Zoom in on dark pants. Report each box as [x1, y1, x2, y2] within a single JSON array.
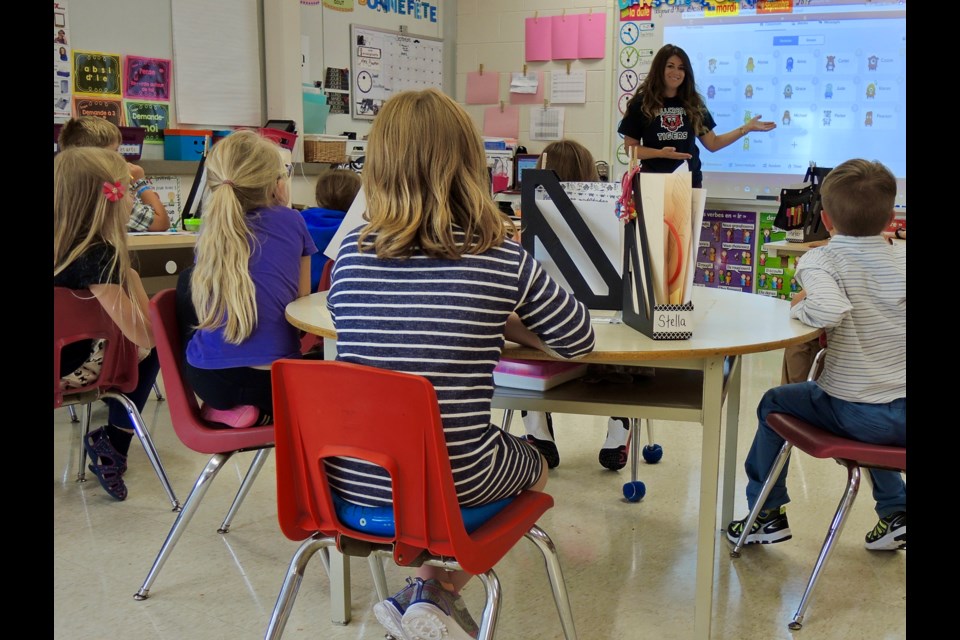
[[105, 349, 160, 430], [184, 362, 274, 415]]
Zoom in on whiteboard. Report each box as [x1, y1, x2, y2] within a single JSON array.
[[350, 24, 443, 120]]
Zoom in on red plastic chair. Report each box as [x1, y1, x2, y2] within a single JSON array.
[[729, 409, 906, 630], [54, 287, 179, 509], [299, 259, 334, 355], [265, 360, 578, 640], [134, 288, 275, 601]]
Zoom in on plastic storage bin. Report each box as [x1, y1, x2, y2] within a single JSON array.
[[259, 127, 298, 151], [163, 129, 213, 160], [212, 129, 233, 145]]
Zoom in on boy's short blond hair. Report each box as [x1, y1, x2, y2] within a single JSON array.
[[58, 116, 122, 150], [315, 169, 361, 212], [819, 159, 896, 237]]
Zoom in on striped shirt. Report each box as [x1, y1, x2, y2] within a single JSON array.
[[791, 235, 905, 403], [326, 226, 595, 507]]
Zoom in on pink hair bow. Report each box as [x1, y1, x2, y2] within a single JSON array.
[[102, 181, 125, 202]]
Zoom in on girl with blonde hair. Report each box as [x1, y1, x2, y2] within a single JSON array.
[[326, 88, 596, 640], [179, 130, 316, 427], [54, 146, 160, 501]]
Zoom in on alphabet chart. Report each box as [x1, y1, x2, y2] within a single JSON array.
[[350, 24, 443, 120]]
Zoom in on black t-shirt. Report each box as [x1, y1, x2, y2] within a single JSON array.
[[54, 244, 121, 374], [618, 94, 717, 188]]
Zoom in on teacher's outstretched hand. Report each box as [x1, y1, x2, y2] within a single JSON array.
[[744, 115, 777, 133]]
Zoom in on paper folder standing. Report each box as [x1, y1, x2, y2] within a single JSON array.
[[622, 164, 707, 339]]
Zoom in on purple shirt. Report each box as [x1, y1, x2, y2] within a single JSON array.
[[186, 205, 317, 369]]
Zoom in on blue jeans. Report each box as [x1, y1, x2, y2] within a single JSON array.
[[744, 382, 906, 518], [105, 349, 160, 431]]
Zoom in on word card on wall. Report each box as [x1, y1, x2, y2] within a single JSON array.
[[350, 24, 443, 120]]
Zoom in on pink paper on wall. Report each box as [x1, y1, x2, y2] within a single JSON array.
[[466, 71, 501, 105], [483, 105, 520, 139], [509, 72, 544, 105], [525, 17, 552, 62], [551, 15, 579, 60], [578, 12, 607, 59]]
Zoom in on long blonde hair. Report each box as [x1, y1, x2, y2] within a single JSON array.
[[360, 88, 515, 259], [54, 147, 132, 289], [191, 130, 288, 344]]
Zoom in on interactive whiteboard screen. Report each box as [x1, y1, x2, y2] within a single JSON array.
[[654, 1, 906, 207]]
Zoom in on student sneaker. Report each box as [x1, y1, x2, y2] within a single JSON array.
[[522, 411, 560, 469], [401, 578, 480, 640], [373, 577, 418, 640], [865, 511, 906, 551], [726, 506, 793, 545], [598, 417, 630, 471]]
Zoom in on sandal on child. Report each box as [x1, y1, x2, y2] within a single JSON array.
[[84, 428, 128, 501], [200, 404, 261, 429]]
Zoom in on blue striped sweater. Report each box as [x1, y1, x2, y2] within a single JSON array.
[[326, 226, 595, 507]]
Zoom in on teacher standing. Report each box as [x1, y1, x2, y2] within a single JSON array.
[[618, 44, 776, 188]]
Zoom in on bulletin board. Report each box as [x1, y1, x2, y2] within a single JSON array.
[[350, 24, 443, 120]]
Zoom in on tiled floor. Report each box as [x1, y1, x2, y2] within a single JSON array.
[[54, 349, 906, 639]]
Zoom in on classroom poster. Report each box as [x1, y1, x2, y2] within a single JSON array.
[[322, 0, 353, 10], [756, 211, 801, 300], [73, 50, 122, 96], [693, 210, 756, 294], [123, 56, 172, 101], [149, 177, 183, 229], [125, 101, 171, 144], [74, 97, 124, 126], [53, 2, 72, 121]]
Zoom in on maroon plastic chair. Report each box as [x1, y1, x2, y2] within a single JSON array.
[[299, 259, 334, 355], [134, 288, 275, 601], [729, 411, 906, 630], [54, 287, 179, 509]]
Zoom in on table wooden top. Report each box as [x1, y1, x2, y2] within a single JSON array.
[[127, 232, 198, 250], [287, 286, 820, 362]]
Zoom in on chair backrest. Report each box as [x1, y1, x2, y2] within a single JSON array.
[[271, 359, 552, 574], [149, 288, 274, 455], [54, 287, 139, 408]]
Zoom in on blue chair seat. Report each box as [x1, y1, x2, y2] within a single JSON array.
[[332, 492, 514, 536]]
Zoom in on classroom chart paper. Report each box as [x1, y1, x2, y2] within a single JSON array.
[[578, 12, 608, 59], [351, 24, 443, 120], [550, 15, 579, 60], [550, 70, 587, 104], [508, 72, 545, 105], [524, 16, 552, 61], [483, 105, 520, 139], [530, 107, 565, 141], [465, 71, 501, 104]]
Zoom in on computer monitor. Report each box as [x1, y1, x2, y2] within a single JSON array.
[[513, 154, 540, 190]]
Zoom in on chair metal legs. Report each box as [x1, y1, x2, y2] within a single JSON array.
[[501, 408, 515, 432], [102, 390, 180, 511], [788, 461, 862, 630], [75, 403, 92, 482], [475, 569, 503, 640], [67, 405, 81, 422], [730, 440, 794, 557], [217, 448, 271, 534], [153, 382, 164, 401], [525, 524, 578, 640], [264, 523, 577, 640], [729, 439, 864, 631], [135, 452, 234, 600], [264, 535, 338, 640]]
